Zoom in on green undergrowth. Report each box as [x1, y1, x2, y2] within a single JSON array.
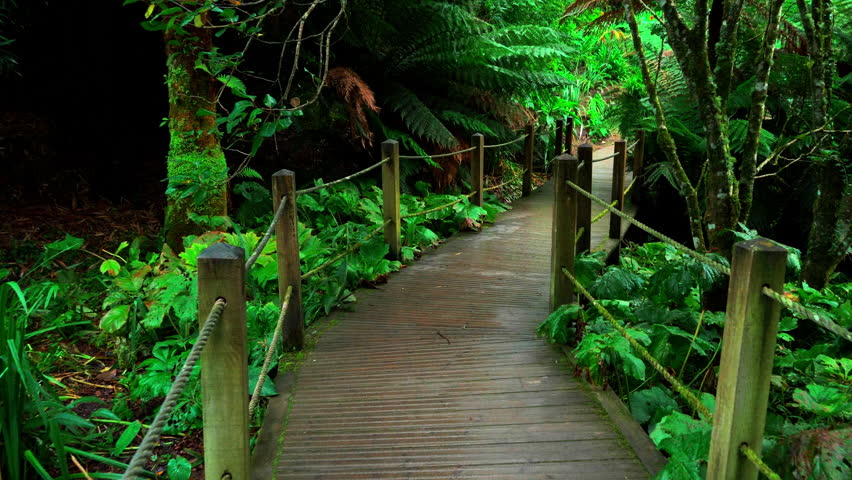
[[538, 242, 852, 480], [1, 179, 509, 479]]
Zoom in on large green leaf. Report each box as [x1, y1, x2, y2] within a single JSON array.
[[100, 305, 131, 333]]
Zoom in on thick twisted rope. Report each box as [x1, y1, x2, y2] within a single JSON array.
[[566, 180, 731, 276], [762, 287, 852, 343], [121, 299, 227, 480], [301, 221, 390, 280], [626, 139, 640, 153], [483, 133, 529, 149], [248, 286, 293, 418], [593, 152, 618, 163], [484, 170, 528, 192], [245, 196, 288, 271], [295, 158, 389, 195], [399, 146, 477, 160], [740, 444, 782, 480], [400, 191, 478, 219], [563, 268, 713, 419]]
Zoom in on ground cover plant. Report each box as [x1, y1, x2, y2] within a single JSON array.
[[539, 242, 852, 479], [0, 176, 510, 478]]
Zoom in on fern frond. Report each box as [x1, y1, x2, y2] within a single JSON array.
[[387, 84, 457, 148]]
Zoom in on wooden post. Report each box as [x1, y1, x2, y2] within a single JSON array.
[[554, 118, 564, 161], [381, 140, 401, 260], [198, 244, 249, 480], [550, 154, 579, 311], [522, 124, 534, 197], [707, 238, 786, 480], [271, 170, 304, 349], [577, 144, 593, 253], [565, 117, 574, 155], [471, 133, 484, 207], [632, 130, 645, 204]]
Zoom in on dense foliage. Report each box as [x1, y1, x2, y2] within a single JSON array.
[[539, 244, 851, 478]]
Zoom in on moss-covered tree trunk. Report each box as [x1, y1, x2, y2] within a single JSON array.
[[623, 0, 706, 251], [737, 0, 785, 222], [660, 1, 740, 254], [802, 156, 852, 289], [799, 0, 848, 288], [163, 10, 228, 249]]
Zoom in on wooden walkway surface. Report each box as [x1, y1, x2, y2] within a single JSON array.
[[271, 151, 647, 479]]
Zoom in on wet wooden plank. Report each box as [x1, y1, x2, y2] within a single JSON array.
[[271, 150, 649, 479]]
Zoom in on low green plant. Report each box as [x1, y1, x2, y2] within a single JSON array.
[[539, 242, 851, 479]]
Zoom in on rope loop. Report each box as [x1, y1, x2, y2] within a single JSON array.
[[762, 286, 852, 343], [245, 195, 288, 271], [562, 268, 714, 419], [565, 180, 731, 276], [739, 444, 782, 480], [483, 133, 529, 149], [400, 191, 478, 219], [248, 286, 293, 418], [121, 299, 227, 480], [295, 157, 389, 196]]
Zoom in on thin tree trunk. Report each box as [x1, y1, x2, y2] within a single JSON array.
[[713, 0, 745, 104], [163, 11, 228, 249], [660, 0, 739, 254], [623, 0, 706, 250], [802, 156, 852, 289], [738, 0, 785, 223]]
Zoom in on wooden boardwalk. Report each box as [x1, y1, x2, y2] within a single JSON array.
[[270, 151, 648, 479]]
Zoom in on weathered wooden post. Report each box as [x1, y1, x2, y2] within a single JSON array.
[[554, 118, 564, 160], [381, 140, 401, 260], [565, 116, 574, 155], [608, 140, 627, 264], [271, 170, 304, 349], [550, 154, 579, 311], [522, 124, 534, 197], [198, 244, 249, 480], [577, 143, 593, 253], [707, 238, 786, 480], [632, 130, 645, 204], [471, 133, 484, 207]]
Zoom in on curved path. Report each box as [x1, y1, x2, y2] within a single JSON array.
[[270, 151, 648, 479]]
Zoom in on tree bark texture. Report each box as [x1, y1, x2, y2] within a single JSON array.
[[624, 0, 707, 251], [660, 0, 739, 254], [737, 0, 785, 223], [163, 11, 228, 249], [802, 156, 852, 289]]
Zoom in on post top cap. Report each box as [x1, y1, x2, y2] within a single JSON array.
[[198, 242, 245, 260]]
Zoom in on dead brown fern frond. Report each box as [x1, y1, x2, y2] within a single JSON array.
[[327, 66, 380, 149]]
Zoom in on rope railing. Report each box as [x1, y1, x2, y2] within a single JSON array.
[[248, 286, 293, 418], [565, 179, 732, 276], [482, 133, 529, 149], [740, 444, 783, 480], [626, 139, 640, 153], [483, 168, 529, 192], [121, 299, 227, 480], [400, 191, 478, 220], [399, 146, 477, 160], [562, 268, 713, 419], [593, 152, 618, 163], [246, 195, 288, 271], [301, 220, 391, 281], [762, 286, 852, 343], [295, 157, 390, 196]]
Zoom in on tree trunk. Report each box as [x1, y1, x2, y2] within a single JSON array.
[[623, 0, 706, 251], [798, 0, 848, 288], [163, 11, 228, 249], [738, 0, 785, 223], [802, 156, 852, 289], [660, 1, 739, 254]]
